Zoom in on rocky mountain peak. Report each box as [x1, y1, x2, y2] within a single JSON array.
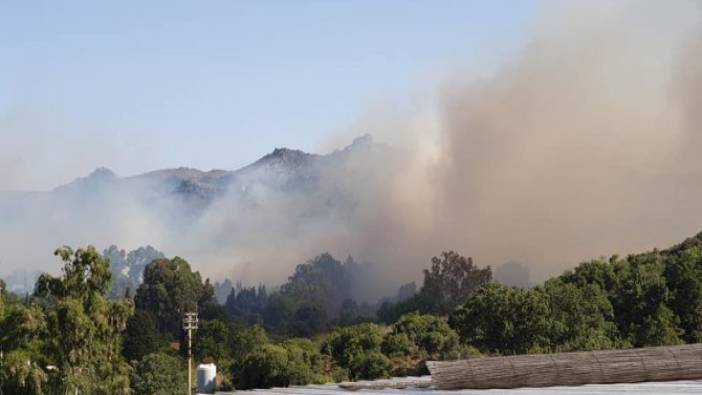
[[54, 166, 118, 192], [88, 166, 118, 181], [255, 147, 313, 169], [349, 133, 373, 149]]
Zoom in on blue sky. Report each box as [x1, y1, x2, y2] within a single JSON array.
[[1, 1, 534, 190]]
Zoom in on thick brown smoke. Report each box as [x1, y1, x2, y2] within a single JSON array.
[[326, 1, 702, 285]]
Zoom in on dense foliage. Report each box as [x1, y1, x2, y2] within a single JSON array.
[[377, 251, 492, 323], [123, 310, 166, 362], [134, 256, 216, 339], [130, 352, 186, 395], [449, 234, 702, 355], [4, 233, 702, 392], [224, 254, 376, 336], [1, 246, 134, 394]]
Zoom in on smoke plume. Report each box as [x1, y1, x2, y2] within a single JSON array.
[[2, 2, 702, 297], [327, 0, 702, 284]]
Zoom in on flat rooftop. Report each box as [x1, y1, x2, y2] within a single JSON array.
[[218, 378, 702, 394]]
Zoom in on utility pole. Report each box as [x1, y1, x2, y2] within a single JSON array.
[[183, 312, 198, 395]]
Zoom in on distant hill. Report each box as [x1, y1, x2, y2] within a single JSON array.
[[0, 134, 393, 293], [49, 133, 378, 208]]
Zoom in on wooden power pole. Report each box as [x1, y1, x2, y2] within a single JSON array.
[[183, 312, 199, 394]]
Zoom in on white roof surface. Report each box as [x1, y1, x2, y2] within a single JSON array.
[[219, 379, 702, 394]]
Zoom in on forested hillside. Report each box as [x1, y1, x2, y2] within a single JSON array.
[[2, 232, 702, 393]]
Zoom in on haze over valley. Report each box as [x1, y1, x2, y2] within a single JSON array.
[[6, 2, 702, 394], [2, 1, 702, 299]]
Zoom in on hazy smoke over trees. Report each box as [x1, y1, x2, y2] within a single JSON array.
[[336, 0, 702, 284], [1, 2, 702, 296]]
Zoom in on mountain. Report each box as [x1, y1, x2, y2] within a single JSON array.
[[50, 133, 379, 206], [0, 134, 392, 283], [53, 166, 118, 193]]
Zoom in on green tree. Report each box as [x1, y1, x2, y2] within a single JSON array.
[[229, 323, 270, 359], [379, 252, 492, 322], [281, 338, 331, 385], [289, 305, 329, 337], [561, 251, 683, 347], [0, 349, 49, 395], [227, 324, 274, 389], [322, 323, 385, 380], [543, 279, 621, 351], [349, 351, 392, 380], [381, 332, 416, 358], [377, 298, 419, 325], [33, 245, 134, 394], [418, 251, 492, 314], [282, 253, 355, 318], [104, 245, 165, 300], [194, 319, 233, 373], [123, 310, 166, 362], [130, 352, 186, 395], [664, 247, 702, 342], [237, 344, 291, 389], [135, 257, 215, 339], [339, 299, 361, 326], [613, 254, 682, 346], [224, 285, 269, 325], [383, 314, 474, 376], [560, 253, 683, 347], [450, 283, 551, 354], [0, 304, 49, 395], [384, 313, 460, 360], [235, 339, 330, 389]]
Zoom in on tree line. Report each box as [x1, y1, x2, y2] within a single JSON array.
[[2, 231, 702, 393]]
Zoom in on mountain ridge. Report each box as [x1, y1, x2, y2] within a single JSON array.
[[50, 134, 377, 197]]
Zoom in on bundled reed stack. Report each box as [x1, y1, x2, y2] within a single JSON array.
[[427, 343, 702, 390]]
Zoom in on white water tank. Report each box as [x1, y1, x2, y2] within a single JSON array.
[[197, 363, 217, 394]]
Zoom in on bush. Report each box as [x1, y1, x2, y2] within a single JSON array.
[[449, 283, 551, 354], [381, 333, 416, 357], [390, 313, 460, 358], [322, 323, 387, 380], [237, 344, 290, 389], [543, 279, 622, 351], [130, 353, 186, 395], [281, 338, 331, 385], [349, 351, 392, 380], [381, 313, 462, 376], [235, 339, 331, 389], [323, 323, 384, 368], [230, 323, 270, 358]]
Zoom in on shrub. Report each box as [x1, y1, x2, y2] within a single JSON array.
[[381, 332, 416, 357], [349, 351, 392, 380], [390, 313, 460, 358], [322, 323, 387, 380], [130, 353, 186, 395], [237, 344, 290, 389]]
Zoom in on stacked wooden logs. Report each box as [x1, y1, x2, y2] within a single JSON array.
[[426, 343, 702, 390]]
